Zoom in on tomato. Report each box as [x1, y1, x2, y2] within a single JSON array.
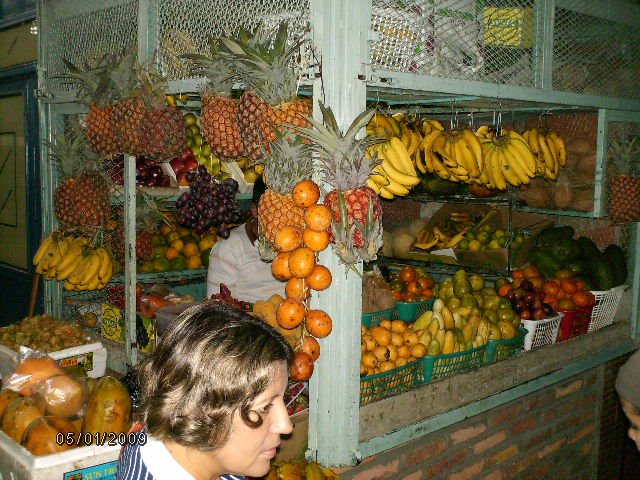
[[399, 266, 417, 283]]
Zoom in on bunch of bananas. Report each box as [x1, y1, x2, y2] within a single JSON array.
[[33, 231, 114, 291], [474, 126, 537, 190], [413, 212, 475, 251], [365, 113, 422, 199], [522, 127, 567, 180], [418, 120, 486, 184], [264, 460, 340, 480]]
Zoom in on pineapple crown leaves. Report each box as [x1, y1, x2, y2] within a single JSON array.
[[217, 21, 306, 104], [46, 122, 102, 179], [136, 191, 171, 232], [609, 136, 640, 176], [294, 103, 381, 191], [55, 54, 121, 107], [181, 38, 236, 95], [260, 124, 314, 193]]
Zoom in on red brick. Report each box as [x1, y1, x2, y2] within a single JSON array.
[[510, 415, 536, 434], [522, 428, 553, 451], [486, 445, 519, 467], [510, 454, 538, 475], [484, 470, 504, 480], [531, 464, 549, 477], [425, 449, 468, 478], [473, 431, 506, 455], [524, 396, 545, 412], [451, 424, 487, 444], [448, 459, 485, 480], [489, 404, 521, 428], [352, 459, 400, 480], [581, 440, 593, 455], [538, 437, 566, 458], [555, 379, 584, 398], [405, 439, 448, 467], [401, 471, 422, 480]]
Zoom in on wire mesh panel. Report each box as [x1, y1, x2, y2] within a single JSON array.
[[606, 121, 640, 224], [553, 1, 640, 99], [45, 1, 139, 94], [370, 0, 540, 86], [157, 0, 311, 81]]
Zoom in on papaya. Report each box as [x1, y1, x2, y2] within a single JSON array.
[[536, 226, 575, 249], [1, 397, 43, 443], [530, 249, 560, 279], [603, 244, 628, 287], [0, 389, 20, 419], [82, 376, 132, 437], [550, 237, 580, 263], [23, 416, 78, 455], [587, 254, 618, 291]]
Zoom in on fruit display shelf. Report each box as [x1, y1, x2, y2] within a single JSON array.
[[408, 192, 510, 206], [378, 256, 510, 279]]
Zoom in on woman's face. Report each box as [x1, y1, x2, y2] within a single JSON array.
[[212, 361, 293, 477]]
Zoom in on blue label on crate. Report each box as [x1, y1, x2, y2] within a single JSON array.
[[64, 460, 118, 480]]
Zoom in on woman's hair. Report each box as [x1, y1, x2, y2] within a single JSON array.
[[137, 301, 293, 450]]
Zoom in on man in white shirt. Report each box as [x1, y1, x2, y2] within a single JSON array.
[[206, 179, 285, 303]]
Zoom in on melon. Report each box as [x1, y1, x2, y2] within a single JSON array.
[[1, 397, 43, 443], [82, 376, 132, 437], [23, 416, 78, 455]]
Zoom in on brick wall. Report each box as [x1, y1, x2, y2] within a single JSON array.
[[339, 367, 608, 480]]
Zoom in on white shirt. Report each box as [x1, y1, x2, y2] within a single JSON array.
[[206, 224, 285, 303]]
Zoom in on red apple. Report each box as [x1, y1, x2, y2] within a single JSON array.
[[183, 157, 199, 172], [170, 158, 186, 175]]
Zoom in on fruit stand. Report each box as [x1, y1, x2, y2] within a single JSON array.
[[22, 0, 640, 477]]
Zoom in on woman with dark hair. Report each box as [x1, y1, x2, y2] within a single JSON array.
[[117, 301, 294, 479], [206, 177, 284, 302]]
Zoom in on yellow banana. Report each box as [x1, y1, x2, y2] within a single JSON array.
[[68, 254, 91, 286], [79, 251, 102, 286], [305, 462, 325, 480], [380, 156, 420, 187], [85, 272, 101, 291], [432, 135, 457, 168], [366, 178, 381, 194], [487, 145, 506, 190], [56, 252, 84, 281], [400, 124, 412, 149], [461, 130, 483, 176], [370, 165, 390, 186], [33, 233, 56, 266], [527, 127, 541, 154], [444, 230, 468, 248], [502, 145, 531, 185], [420, 128, 443, 153], [547, 130, 567, 167], [538, 134, 557, 172], [480, 142, 496, 189], [475, 125, 493, 139], [56, 237, 87, 271], [506, 136, 536, 177], [369, 114, 395, 138], [454, 139, 478, 178], [63, 280, 77, 291], [386, 115, 403, 137], [384, 176, 411, 196], [388, 137, 417, 176], [96, 247, 112, 281], [407, 129, 422, 158], [415, 149, 428, 174], [430, 153, 453, 181], [379, 186, 395, 200], [47, 236, 72, 271], [497, 146, 523, 187]]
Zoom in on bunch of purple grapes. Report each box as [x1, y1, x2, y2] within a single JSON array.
[[175, 166, 242, 238]]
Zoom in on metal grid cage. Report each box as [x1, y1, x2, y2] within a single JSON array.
[[553, 1, 640, 100], [157, 0, 311, 82], [45, 1, 139, 94]]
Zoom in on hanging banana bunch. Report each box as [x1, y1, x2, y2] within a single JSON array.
[[476, 127, 537, 190], [522, 127, 567, 180]]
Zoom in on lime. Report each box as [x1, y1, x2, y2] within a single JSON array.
[[170, 255, 187, 271], [466, 231, 475, 241], [498, 237, 508, 247], [514, 234, 525, 244], [152, 244, 168, 259], [488, 239, 501, 249], [200, 248, 212, 268], [476, 232, 489, 244], [153, 257, 171, 272], [189, 124, 201, 136], [186, 137, 195, 148], [468, 239, 481, 252], [494, 229, 506, 238], [184, 113, 198, 126], [458, 239, 469, 250]]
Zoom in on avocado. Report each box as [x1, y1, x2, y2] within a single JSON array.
[[603, 244, 628, 287], [575, 236, 600, 259], [417, 174, 465, 196], [550, 237, 580, 263], [536, 226, 575, 250], [530, 249, 560, 279], [564, 259, 585, 276], [588, 254, 618, 291]]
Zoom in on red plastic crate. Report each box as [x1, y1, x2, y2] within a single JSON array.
[[557, 306, 594, 342]]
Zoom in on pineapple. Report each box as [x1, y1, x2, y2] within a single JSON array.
[[110, 194, 168, 265], [48, 129, 110, 236], [58, 55, 121, 157], [296, 103, 382, 265], [111, 53, 186, 160], [218, 22, 311, 159], [258, 127, 314, 244], [183, 40, 245, 160], [608, 136, 640, 224]]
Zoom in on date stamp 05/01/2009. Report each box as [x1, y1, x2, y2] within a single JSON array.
[[56, 431, 148, 447]]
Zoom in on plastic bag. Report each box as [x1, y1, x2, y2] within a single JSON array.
[[3, 348, 64, 397], [34, 373, 89, 419]]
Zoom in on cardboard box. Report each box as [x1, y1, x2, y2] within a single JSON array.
[[484, 7, 535, 49], [412, 204, 553, 271], [274, 409, 309, 462], [101, 304, 156, 354], [0, 429, 120, 480]]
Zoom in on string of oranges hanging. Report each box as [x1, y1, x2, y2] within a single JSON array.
[[270, 180, 334, 382]]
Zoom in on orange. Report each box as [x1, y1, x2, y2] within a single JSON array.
[[369, 326, 392, 347], [276, 298, 306, 329], [186, 255, 202, 269], [573, 290, 596, 307], [543, 280, 560, 297], [274, 226, 303, 253], [170, 238, 184, 252], [305, 309, 333, 338], [288, 247, 316, 279], [512, 269, 525, 280], [306, 264, 332, 291], [557, 298, 577, 311], [301, 335, 321, 361], [302, 228, 330, 252], [292, 180, 320, 208], [497, 285, 513, 297], [304, 204, 332, 232], [522, 265, 541, 279], [399, 266, 417, 283], [560, 278, 578, 294], [183, 242, 199, 257], [165, 247, 180, 261], [555, 269, 573, 279], [271, 252, 292, 281], [390, 289, 402, 301], [285, 278, 310, 300]]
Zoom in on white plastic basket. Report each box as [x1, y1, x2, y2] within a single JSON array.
[[521, 313, 563, 351], [588, 285, 627, 332]]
